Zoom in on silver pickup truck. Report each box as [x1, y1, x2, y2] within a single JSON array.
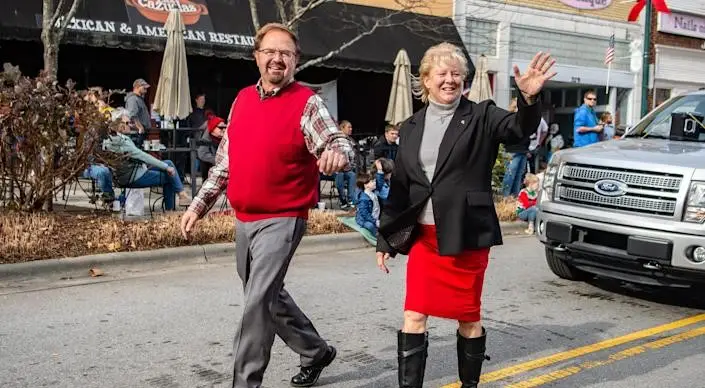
[[536, 90, 705, 288]]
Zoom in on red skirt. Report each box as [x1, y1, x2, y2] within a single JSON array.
[[404, 224, 490, 322]]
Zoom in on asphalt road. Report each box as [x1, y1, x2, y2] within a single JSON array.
[[2, 235, 705, 388]]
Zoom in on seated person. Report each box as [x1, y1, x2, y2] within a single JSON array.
[[197, 115, 226, 180], [354, 172, 379, 236], [336, 168, 356, 210], [78, 103, 116, 204], [516, 173, 539, 235], [82, 164, 115, 203], [104, 115, 190, 211]]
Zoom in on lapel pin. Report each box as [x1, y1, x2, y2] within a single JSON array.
[[461, 120, 465, 125]]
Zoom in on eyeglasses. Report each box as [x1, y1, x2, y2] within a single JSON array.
[[257, 48, 296, 59], [256, 48, 296, 59]]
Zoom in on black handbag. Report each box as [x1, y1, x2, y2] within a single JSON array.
[[378, 202, 424, 255]]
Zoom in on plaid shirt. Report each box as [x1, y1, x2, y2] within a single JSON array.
[[188, 79, 355, 218]]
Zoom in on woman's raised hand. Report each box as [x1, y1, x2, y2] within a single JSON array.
[[513, 52, 557, 99]]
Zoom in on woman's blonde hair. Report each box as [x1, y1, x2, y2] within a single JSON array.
[[412, 42, 469, 104]]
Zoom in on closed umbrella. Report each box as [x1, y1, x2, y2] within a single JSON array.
[[153, 10, 192, 121], [385, 49, 413, 126], [466, 54, 492, 103]]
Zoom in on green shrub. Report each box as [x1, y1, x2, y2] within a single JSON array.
[[0, 63, 117, 211], [492, 144, 510, 194]]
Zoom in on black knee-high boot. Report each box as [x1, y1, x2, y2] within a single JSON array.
[[397, 331, 428, 388], [457, 328, 490, 388]]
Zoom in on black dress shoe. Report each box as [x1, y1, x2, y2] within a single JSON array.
[[290, 346, 337, 387]]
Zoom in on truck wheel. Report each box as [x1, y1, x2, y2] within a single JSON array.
[[545, 247, 587, 281]]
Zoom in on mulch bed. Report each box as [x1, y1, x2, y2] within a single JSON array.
[[0, 198, 517, 264], [0, 209, 353, 264]]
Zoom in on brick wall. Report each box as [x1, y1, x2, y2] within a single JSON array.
[[501, 0, 633, 22], [338, 0, 453, 17]]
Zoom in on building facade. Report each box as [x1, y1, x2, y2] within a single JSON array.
[[453, 0, 643, 137], [651, 0, 705, 108], [340, 0, 453, 16]]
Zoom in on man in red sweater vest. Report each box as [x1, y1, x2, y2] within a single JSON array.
[[180, 23, 354, 388]]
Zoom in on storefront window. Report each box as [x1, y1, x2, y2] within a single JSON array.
[[595, 89, 609, 106], [465, 18, 498, 56], [564, 90, 578, 108], [550, 90, 563, 107], [654, 88, 671, 109], [618, 88, 630, 126]]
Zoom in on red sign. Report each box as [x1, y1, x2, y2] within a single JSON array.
[[125, 0, 209, 26]]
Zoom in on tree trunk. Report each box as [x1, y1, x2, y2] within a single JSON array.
[[41, 0, 82, 81], [248, 0, 260, 31], [43, 42, 59, 80]]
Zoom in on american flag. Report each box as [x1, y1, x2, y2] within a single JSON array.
[[605, 34, 615, 65]]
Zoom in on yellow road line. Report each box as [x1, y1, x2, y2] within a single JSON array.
[[439, 313, 705, 388], [505, 325, 705, 388]]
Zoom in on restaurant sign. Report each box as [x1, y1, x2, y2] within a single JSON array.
[[559, 0, 612, 10], [48, 0, 255, 48], [658, 11, 705, 40]]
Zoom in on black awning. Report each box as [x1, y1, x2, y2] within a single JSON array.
[[294, 2, 473, 75], [0, 0, 257, 58], [1, 1, 471, 74]]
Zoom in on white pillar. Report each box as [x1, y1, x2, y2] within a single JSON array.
[[495, 22, 512, 109], [630, 72, 642, 125], [608, 87, 617, 116], [623, 88, 634, 127]]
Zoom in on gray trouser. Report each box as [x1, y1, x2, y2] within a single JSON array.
[[232, 217, 328, 388]]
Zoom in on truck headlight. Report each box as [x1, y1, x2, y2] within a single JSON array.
[[684, 182, 705, 223], [541, 163, 559, 200]]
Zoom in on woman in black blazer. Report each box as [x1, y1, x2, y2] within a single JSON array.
[[375, 43, 556, 388]]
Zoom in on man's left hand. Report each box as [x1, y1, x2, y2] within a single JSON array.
[[318, 149, 348, 175]]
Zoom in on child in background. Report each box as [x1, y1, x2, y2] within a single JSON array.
[[374, 158, 394, 206], [600, 112, 615, 141], [355, 172, 380, 236], [517, 173, 540, 235]]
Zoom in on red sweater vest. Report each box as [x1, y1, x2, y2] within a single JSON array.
[[226, 83, 318, 222]]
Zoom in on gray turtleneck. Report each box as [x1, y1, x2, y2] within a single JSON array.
[[418, 97, 461, 225]]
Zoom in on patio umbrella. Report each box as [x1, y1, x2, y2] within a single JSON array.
[[153, 10, 192, 121], [385, 49, 413, 126], [466, 54, 492, 103]]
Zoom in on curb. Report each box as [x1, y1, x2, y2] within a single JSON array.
[[0, 232, 370, 281], [500, 221, 528, 236], [0, 223, 527, 281]]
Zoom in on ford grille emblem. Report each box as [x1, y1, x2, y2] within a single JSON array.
[[594, 179, 628, 197]]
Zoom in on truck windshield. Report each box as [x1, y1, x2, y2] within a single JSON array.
[[626, 93, 705, 141]]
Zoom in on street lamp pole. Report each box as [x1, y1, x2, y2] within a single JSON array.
[[640, 0, 652, 118]]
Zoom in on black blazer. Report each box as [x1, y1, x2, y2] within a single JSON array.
[[376, 95, 542, 257]]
